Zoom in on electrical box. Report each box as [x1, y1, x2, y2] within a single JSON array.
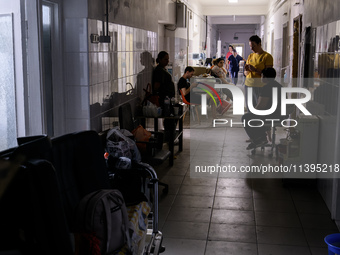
[[176, 3, 187, 28]]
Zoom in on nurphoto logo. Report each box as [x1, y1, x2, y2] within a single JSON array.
[[200, 84, 312, 117]]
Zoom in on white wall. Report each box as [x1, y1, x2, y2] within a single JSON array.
[[266, 0, 340, 227], [217, 25, 257, 59]]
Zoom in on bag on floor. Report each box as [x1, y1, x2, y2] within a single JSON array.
[[74, 189, 134, 255]]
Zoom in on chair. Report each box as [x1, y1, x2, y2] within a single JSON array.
[[119, 103, 169, 194], [250, 122, 281, 158], [251, 105, 296, 158], [179, 89, 200, 123], [0, 137, 73, 255], [51, 130, 165, 253]]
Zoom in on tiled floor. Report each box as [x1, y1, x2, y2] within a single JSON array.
[[152, 113, 338, 255]]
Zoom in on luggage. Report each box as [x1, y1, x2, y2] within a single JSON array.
[[106, 128, 142, 164], [74, 189, 134, 255]]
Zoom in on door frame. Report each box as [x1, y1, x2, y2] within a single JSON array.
[[25, 0, 64, 136]]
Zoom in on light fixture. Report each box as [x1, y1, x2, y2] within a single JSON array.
[[228, 0, 238, 3]]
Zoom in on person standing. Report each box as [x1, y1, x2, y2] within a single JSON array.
[[228, 49, 244, 85], [244, 35, 273, 110], [225, 45, 234, 70], [225, 45, 234, 71], [136, 51, 154, 100], [152, 51, 176, 140], [152, 51, 175, 106]]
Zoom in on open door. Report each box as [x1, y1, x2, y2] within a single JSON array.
[[291, 15, 302, 119]]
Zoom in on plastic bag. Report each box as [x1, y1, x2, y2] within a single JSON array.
[[106, 127, 141, 163], [143, 101, 162, 117]]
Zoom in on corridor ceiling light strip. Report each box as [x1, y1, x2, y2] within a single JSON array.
[[228, 0, 238, 3]]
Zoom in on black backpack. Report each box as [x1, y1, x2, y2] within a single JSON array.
[[74, 189, 133, 255]]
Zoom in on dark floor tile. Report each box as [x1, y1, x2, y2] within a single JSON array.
[[257, 226, 307, 246], [178, 185, 216, 197], [295, 200, 331, 215], [216, 186, 252, 198], [214, 196, 254, 211], [167, 207, 212, 223], [304, 228, 338, 248], [208, 223, 257, 243], [258, 244, 311, 255], [299, 213, 338, 230], [254, 198, 296, 213], [162, 221, 209, 240], [212, 209, 255, 225], [255, 211, 301, 228], [162, 238, 206, 255], [205, 240, 257, 255], [172, 194, 214, 209]]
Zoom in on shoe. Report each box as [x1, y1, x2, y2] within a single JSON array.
[[246, 137, 268, 150], [246, 142, 257, 150]]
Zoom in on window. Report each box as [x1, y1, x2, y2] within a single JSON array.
[[0, 14, 17, 150]]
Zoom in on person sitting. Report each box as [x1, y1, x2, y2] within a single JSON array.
[[211, 58, 229, 84], [211, 58, 233, 101], [177, 66, 200, 104], [178, 66, 218, 118], [242, 67, 283, 150]]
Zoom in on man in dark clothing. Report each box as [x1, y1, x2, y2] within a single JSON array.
[[242, 67, 283, 150], [228, 49, 244, 85], [177, 66, 200, 104]]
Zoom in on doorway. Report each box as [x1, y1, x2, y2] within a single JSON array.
[[41, 1, 63, 137], [291, 15, 302, 119], [42, 3, 54, 136], [282, 22, 289, 84], [292, 15, 302, 82], [231, 43, 245, 59]]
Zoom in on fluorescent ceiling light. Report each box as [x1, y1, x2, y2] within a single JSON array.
[[228, 0, 238, 3]]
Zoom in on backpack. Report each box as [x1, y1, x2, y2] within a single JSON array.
[[74, 189, 133, 255]]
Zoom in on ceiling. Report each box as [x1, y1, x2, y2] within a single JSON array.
[[192, 0, 271, 16], [194, 0, 270, 7]]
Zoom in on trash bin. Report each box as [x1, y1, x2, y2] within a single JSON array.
[[324, 233, 340, 255]]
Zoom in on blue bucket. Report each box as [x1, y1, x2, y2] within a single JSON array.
[[325, 233, 340, 255]]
